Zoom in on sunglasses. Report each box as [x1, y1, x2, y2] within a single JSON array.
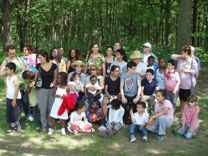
[[143, 46, 149, 48], [91, 68, 96, 71]]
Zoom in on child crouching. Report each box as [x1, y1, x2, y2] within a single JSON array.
[[175, 95, 200, 139]]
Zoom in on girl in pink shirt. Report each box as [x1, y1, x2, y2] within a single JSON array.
[[175, 95, 200, 139], [146, 90, 174, 140]]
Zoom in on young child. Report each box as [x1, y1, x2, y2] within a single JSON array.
[[129, 101, 149, 142], [85, 75, 102, 109], [68, 72, 84, 102], [87, 100, 104, 124], [165, 59, 180, 108], [5, 62, 22, 133], [155, 58, 166, 90], [99, 99, 124, 137], [175, 95, 200, 139], [48, 72, 68, 135], [146, 90, 174, 141], [141, 69, 159, 114], [22, 70, 40, 128], [146, 56, 158, 73], [68, 102, 95, 134]]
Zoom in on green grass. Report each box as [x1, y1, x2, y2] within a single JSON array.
[[0, 62, 208, 156]]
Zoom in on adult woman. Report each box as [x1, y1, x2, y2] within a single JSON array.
[[171, 45, 198, 109], [105, 46, 115, 76], [86, 43, 106, 77], [35, 51, 58, 130], [67, 60, 86, 102], [19, 45, 32, 70], [66, 48, 81, 73], [86, 64, 104, 91], [102, 65, 121, 117], [50, 48, 66, 73]]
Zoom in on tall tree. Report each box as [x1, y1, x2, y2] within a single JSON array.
[[0, 0, 13, 51], [176, 0, 193, 52]]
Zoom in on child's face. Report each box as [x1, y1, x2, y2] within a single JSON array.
[[79, 106, 85, 112], [156, 92, 165, 103], [91, 102, 98, 109], [57, 74, 63, 84], [91, 77, 97, 85], [146, 72, 153, 81], [136, 105, 145, 114], [115, 52, 123, 60], [27, 71, 35, 80], [188, 99, 196, 107], [159, 59, 166, 68], [148, 58, 154, 66], [167, 63, 175, 70], [74, 75, 80, 81], [5, 67, 13, 76], [128, 66, 136, 74]]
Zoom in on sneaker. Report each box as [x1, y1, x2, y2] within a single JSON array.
[[142, 136, 148, 142], [27, 115, 34, 122], [61, 128, 66, 136], [48, 128, 54, 135], [130, 135, 136, 142], [16, 124, 22, 132], [6, 129, 13, 133], [157, 135, 166, 141]]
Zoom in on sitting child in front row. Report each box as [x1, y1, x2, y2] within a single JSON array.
[[175, 95, 200, 139], [99, 99, 124, 137], [129, 101, 149, 143], [68, 102, 95, 134], [87, 100, 104, 124]]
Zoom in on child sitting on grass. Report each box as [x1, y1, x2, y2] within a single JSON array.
[[99, 99, 124, 137], [5, 62, 22, 133], [68, 102, 95, 134], [87, 100, 104, 124], [175, 95, 200, 139], [129, 101, 149, 143]]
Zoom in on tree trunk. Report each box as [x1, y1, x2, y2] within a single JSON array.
[[192, 0, 199, 46], [51, 0, 56, 47], [0, 0, 13, 51], [176, 0, 193, 53]]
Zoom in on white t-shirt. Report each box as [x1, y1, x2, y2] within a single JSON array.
[[136, 62, 147, 77], [70, 111, 86, 129], [85, 82, 101, 95], [156, 69, 165, 89], [108, 105, 125, 125], [143, 53, 151, 65], [6, 75, 21, 99], [133, 112, 149, 125]]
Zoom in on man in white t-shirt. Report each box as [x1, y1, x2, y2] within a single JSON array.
[[142, 42, 158, 65]]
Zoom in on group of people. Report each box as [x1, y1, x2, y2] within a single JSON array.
[[0, 42, 201, 142]]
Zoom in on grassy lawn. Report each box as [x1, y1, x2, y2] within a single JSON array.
[[0, 62, 208, 156]]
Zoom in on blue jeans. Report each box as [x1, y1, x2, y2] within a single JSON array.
[[129, 124, 148, 137], [146, 116, 173, 136], [176, 125, 197, 139], [166, 90, 177, 108]]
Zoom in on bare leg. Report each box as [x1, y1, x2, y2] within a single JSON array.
[[102, 96, 110, 117], [61, 120, 65, 128], [50, 118, 57, 129]]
